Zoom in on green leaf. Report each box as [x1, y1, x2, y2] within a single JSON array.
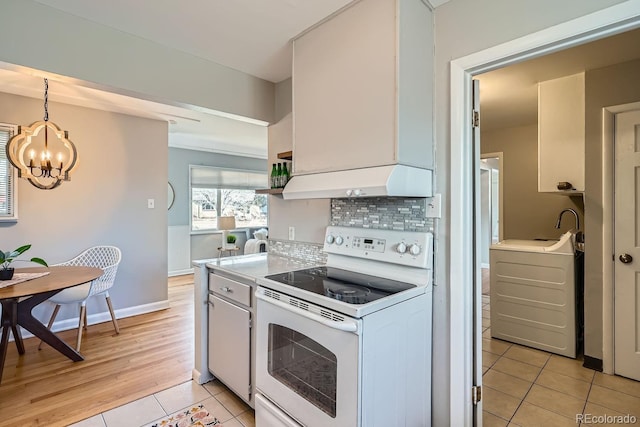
[[30, 257, 48, 267], [13, 244, 31, 255]]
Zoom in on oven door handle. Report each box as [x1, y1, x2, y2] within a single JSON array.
[[256, 292, 359, 333]]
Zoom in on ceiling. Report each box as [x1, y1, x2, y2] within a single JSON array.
[[477, 27, 640, 131]]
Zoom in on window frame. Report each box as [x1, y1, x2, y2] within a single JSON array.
[[0, 123, 18, 222], [189, 165, 268, 234]]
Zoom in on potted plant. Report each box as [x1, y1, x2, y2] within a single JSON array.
[[0, 244, 48, 280], [226, 234, 237, 249]]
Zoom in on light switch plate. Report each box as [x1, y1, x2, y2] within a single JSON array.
[[425, 193, 441, 218], [147, 199, 155, 209], [288, 226, 295, 240]]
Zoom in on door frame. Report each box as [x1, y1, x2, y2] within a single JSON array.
[[602, 101, 640, 374], [449, 3, 640, 424], [480, 152, 503, 244]]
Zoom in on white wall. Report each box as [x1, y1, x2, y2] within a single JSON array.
[[0, 91, 168, 324], [433, 1, 626, 424]]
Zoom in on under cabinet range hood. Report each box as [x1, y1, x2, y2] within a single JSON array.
[[281, 165, 433, 199]]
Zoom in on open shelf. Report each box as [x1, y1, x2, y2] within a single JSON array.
[[255, 188, 284, 195], [277, 151, 293, 161]]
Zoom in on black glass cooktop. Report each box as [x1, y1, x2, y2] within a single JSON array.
[[264, 266, 415, 305]]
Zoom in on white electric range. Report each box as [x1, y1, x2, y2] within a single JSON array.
[[255, 226, 433, 427]]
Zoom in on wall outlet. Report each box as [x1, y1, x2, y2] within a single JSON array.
[[288, 226, 295, 240], [425, 193, 441, 218], [147, 198, 155, 209]]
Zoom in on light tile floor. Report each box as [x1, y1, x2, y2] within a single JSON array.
[[69, 296, 640, 427], [482, 295, 640, 426], [69, 379, 255, 427]]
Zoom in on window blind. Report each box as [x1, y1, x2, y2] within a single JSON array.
[[190, 166, 267, 189], [0, 124, 16, 219]]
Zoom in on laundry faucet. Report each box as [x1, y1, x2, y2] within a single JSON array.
[[555, 208, 580, 231]]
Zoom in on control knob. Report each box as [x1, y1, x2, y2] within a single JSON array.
[[326, 235, 335, 244], [409, 244, 421, 256], [353, 189, 361, 196], [396, 242, 407, 254], [335, 236, 344, 246], [346, 189, 353, 197]]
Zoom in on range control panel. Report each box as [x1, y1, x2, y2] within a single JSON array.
[[324, 226, 433, 269]]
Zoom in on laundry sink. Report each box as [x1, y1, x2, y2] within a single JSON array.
[[489, 230, 580, 358], [490, 231, 574, 255]]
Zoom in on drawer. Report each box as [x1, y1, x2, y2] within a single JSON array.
[[209, 273, 251, 307]]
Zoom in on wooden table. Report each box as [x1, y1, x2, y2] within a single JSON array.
[[0, 266, 103, 383], [217, 246, 240, 259]]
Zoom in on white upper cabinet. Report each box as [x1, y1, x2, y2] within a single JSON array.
[[292, 0, 433, 175], [538, 72, 585, 193]]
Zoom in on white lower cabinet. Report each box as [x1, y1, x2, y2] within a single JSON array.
[[208, 293, 251, 402]]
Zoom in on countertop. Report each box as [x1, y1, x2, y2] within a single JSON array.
[[193, 253, 319, 282]]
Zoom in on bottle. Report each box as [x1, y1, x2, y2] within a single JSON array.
[[270, 163, 277, 188], [282, 162, 290, 187], [276, 163, 283, 188]]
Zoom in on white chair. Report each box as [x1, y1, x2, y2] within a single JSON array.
[[39, 246, 122, 352]]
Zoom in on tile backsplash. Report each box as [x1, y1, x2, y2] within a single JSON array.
[[331, 197, 433, 232], [269, 197, 434, 263], [268, 239, 327, 264]]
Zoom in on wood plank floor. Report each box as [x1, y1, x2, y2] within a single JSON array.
[[0, 275, 194, 427]]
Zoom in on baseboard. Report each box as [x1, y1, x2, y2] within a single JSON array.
[[169, 268, 194, 277], [583, 355, 603, 372], [193, 368, 214, 385], [16, 300, 171, 340]]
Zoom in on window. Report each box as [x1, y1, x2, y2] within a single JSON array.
[[190, 166, 268, 232], [0, 123, 17, 221]]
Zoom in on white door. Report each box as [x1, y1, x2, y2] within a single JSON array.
[[472, 79, 483, 423], [614, 109, 640, 382]]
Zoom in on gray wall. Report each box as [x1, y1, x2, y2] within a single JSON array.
[[583, 58, 640, 359], [433, 1, 626, 424], [268, 79, 331, 244], [481, 125, 583, 240], [274, 78, 293, 123], [0, 0, 275, 123], [0, 91, 168, 322]]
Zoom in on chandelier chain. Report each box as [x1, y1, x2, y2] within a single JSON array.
[[43, 78, 49, 122]]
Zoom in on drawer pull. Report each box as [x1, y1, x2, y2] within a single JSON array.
[[220, 286, 233, 293]]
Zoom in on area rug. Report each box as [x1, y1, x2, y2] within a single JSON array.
[[150, 404, 222, 427]]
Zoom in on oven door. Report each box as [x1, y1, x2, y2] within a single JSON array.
[[256, 287, 361, 427]]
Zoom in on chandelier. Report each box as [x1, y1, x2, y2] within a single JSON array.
[[6, 78, 78, 190]]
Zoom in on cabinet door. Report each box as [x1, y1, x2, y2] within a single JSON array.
[[538, 73, 585, 192], [293, 0, 397, 175], [208, 294, 250, 402]]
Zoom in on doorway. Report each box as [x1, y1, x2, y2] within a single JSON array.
[[479, 153, 502, 297], [449, 4, 640, 425]]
